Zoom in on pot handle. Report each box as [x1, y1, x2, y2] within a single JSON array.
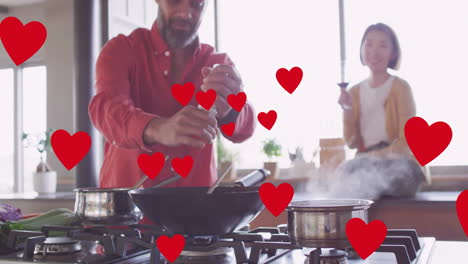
[[233, 169, 270, 187]]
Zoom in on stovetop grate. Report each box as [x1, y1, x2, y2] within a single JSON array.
[[3, 224, 426, 264]]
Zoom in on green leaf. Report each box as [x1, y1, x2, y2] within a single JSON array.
[[262, 138, 282, 160]]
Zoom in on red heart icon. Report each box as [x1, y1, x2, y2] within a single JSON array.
[[221, 123, 235, 136], [346, 218, 387, 259], [156, 234, 185, 262], [227, 92, 247, 112], [137, 152, 166, 180], [456, 190, 468, 237], [171, 156, 193, 178], [171, 82, 195, 106], [257, 110, 277, 130], [405, 116, 452, 166], [259, 183, 294, 217], [276, 67, 303, 94], [196, 89, 217, 111], [51, 130, 91, 170], [0, 17, 47, 66]]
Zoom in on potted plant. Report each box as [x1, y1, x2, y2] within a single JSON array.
[[262, 138, 282, 179], [287, 146, 309, 179], [23, 129, 57, 193], [216, 136, 237, 182]]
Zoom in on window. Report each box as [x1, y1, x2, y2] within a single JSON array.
[[345, 0, 468, 166], [217, 1, 341, 169], [0, 65, 47, 193], [217, 0, 468, 170], [0, 69, 14, 192], [110, 0, 215, 47], [144, 0, 216, 46], [106, 1, 467, 174], [197, 0, 216, 47], [22, 66, 47, 193]]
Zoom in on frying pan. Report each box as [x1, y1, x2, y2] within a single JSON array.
[[128, 169, 270, 236]]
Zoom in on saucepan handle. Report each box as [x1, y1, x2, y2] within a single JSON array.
[[233, 169, 270, 187]]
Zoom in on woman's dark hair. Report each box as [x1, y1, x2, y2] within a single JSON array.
[[360, 23, 401, 70]]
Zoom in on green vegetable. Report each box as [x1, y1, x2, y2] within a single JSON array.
[[8, 208, 77, 230], [0, 208, 80, 249]]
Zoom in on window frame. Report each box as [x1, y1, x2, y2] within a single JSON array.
[[212, 0, 468, 190], [4, 0, 464, 193], [0, 59, 47, 193]]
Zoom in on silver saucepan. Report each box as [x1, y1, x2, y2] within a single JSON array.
[[74, 174, 183, 226], [74, 187, 143, 226], [287, 199, 373, 249]]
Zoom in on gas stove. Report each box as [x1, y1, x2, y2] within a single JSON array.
[[0, 224, 435, 263]]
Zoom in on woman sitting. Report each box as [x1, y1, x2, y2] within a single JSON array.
[[334, 23, 429, 200]]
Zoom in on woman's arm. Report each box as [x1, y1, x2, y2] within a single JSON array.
[[343, 86, 363, 150]]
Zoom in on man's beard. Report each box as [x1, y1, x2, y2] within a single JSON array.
[[158, 11, 199, 49]]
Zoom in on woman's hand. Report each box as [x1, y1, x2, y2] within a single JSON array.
[[338, 89, 353, 111]]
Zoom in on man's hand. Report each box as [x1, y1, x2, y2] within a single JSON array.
[[143, 105, 218, 148], [201, 64, 243, 119]]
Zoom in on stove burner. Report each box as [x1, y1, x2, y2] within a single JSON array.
[[166, 247, 235, 264], [304, 248, 348, 264], [168, 253, 235, 264], [35, 237, 82, 255], [181, 247, 233, 256], [186, 235, 219, 246], [320, 248, 347, 259]]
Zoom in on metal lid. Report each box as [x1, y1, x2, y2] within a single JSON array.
[[74, 187, 131, 193], [288, 199, 373, 212]]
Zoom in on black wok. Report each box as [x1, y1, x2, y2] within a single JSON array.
[[128, 169, 269, 236]]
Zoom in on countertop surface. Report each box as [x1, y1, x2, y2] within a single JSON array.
[[427, 241, 468, 263], [293, 191, 460, 204], [369, 191, 460, 208], [0, 192, 75, 200]]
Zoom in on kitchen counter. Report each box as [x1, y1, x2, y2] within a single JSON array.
[[291, 191, 460, 205], [0, 192, 75, 215], [369, 191, 464, 241], [0, 192, 75, 200], [250, 191, 465, 241], [0, 190, 464, 241], [428, 241, 468, 263], [372, 191, 459, 208]]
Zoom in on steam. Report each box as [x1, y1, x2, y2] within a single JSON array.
[[305, 154, 424, 201]]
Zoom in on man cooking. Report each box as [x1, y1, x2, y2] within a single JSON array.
[[89, 0, 255, 188]]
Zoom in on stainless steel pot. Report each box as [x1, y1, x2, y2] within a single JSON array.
[[287, 199, 373, 249], [74, 173, 183, 226], [74, 188, 143, 226]]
